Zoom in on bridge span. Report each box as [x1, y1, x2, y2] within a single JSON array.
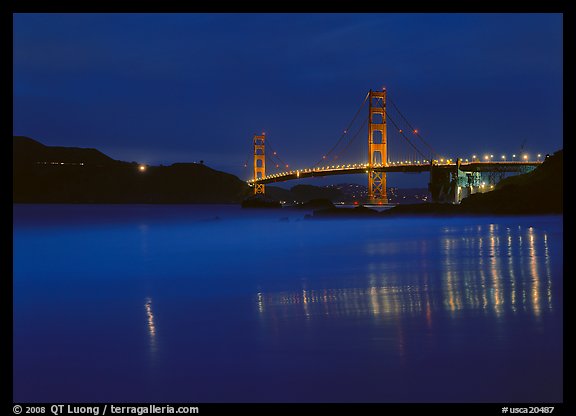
[[246, 88, 544, 203], [248, 160, 541, 185]]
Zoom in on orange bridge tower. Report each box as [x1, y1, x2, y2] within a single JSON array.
[[367, 89, 388, 203], [253, 133, 266, 195]]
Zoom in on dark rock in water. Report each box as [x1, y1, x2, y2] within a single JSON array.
[[295, 198, 335, 210], [312, 205, 379, 218], [381, 203, 462, 216], [241, 195, 282, 209], [200, 216, 221, 222], [266, 184, 344, 203]]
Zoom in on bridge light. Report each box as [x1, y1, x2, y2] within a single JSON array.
[[484, 155, 489, 160], [139, 165, 147, 172], [440, 158, 444, 163], [490, 154, 494, 159], [413, 129, 418, 134], [501, 155, 506, 160], [523, 154, 528, 160], [537, 153, 542, 159], [512, 154, 517, 158], [286, 164, 289, 168], [273, 151, 277, 155], [399, 129, 403, 133]]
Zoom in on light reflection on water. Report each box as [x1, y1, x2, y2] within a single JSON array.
[[144, 297, 157, 354], [256, 223, 554, 324]]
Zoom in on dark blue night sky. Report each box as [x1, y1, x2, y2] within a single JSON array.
[[13, 13, 563, 186]]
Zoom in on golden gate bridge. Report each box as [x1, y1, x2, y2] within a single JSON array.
[[246, 88, 542, 204]]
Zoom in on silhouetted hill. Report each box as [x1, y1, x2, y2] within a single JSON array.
[[13, 136, 251, 203], [13, 136, 117, 166]]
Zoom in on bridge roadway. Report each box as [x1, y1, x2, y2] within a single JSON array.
[[247, 161, 542, 185]]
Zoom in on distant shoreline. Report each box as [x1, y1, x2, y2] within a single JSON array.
[[13, 136, 562, 215]]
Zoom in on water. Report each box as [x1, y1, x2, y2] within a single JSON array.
[[13, 205, 563, 403]]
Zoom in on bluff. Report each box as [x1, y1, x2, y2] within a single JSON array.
[[458, 149, 563, 214], [13, 136, 251, 203]]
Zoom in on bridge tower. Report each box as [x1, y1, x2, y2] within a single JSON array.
[[367, 89, 388, 203], [253, 133, 266, 195]]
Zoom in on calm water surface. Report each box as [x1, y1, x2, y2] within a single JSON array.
[[13, 205, 563, 403]]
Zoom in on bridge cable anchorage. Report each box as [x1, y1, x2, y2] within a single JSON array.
[[388, 96, 440, 159], [313, 91, 370, 167], [381, 102, 428, 161]]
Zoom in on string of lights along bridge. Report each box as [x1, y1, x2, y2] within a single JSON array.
[[246, 88, 543, 204]]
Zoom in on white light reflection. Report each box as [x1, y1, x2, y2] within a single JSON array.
[[507, 227, 517, 313], [543, 234, 553, 311], [439, 223, 553, 319], [528, 227, 541, 318], [255, 222, 557, 355], [145, 297, 157, 353], [489, 224, 504, 317], [256, 285, 428, 321]]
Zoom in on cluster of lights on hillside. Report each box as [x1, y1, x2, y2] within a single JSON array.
[[36, 161, 85, 166]]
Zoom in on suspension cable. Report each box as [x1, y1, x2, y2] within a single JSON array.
[[330, 118, 368, 163], [312, 91, 369, 167], [266, 137, 291, 170], [388, 95, 439, 157], [380, 101, 428, 160]]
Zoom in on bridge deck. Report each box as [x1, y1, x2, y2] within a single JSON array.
[[248, 161, 542, 185]]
